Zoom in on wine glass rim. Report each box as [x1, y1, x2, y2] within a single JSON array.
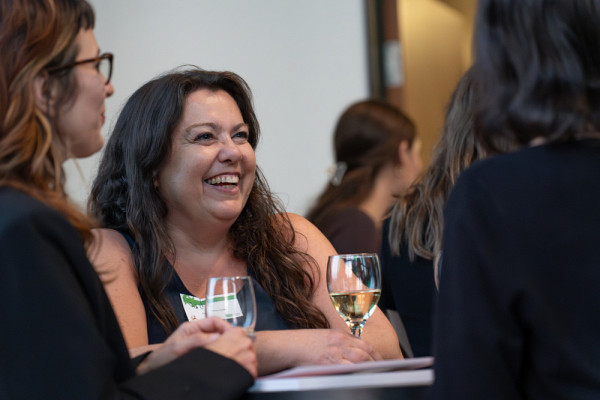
[[208, 275, 252, 281], [328, 253, 379, 258]]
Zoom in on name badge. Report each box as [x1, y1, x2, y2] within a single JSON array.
[[180, 293, 243, 321], [180, 293, 206, 321]]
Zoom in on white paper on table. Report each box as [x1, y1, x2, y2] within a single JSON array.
[[260, 356, 433, 379], [250, 368, 434, 393]]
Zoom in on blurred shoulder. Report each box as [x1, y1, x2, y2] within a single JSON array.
[[90, 228, 132, 253], [451, 147, 532, 199], [334, 207, 371, 221], [286, 212, 312, 227], [0, 187, 74, 239], [460, 142, 569, 179], [330, 207, 374, 231], [283, 212, 322, 235], [88, 228, 136, 283], [0, 187, 59, 219], [460, 149, 522, 179]]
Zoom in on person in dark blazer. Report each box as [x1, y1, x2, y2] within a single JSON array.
[[431, 0, 600, 398], [0, 1, 256, 399]]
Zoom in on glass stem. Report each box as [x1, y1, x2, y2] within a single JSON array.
[[350, 323, 363, 339]]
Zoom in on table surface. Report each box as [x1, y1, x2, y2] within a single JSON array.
[[245, 386, 429, 400], [244, 368, 433, 400]]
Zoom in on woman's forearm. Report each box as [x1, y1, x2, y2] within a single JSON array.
[[253, 328, 394, 376]]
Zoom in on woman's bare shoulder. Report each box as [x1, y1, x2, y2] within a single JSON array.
[[285, 212, 329, 240], [88, 228, 137, 283], [281, 212, 336, 263]]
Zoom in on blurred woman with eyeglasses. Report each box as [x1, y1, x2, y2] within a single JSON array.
[[0, 0, 256, 398]]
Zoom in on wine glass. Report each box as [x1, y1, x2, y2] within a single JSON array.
[[327, 253, 382, 339], [205, 276, 257, 338]]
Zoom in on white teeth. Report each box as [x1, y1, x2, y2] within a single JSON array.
[[206, 175, 239, 185]]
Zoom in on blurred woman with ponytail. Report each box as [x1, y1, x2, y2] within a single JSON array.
[[306, 100, 421, 255]]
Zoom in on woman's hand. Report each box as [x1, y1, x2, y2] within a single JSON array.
[[137, 317, 257, 378], [204, 327, 258, 378], [254, 328, 382, 375], [292, 328, 382, 365]]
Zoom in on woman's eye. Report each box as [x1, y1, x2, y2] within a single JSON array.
[[233, 131, 249, 142], [195, 133, 214, 142]]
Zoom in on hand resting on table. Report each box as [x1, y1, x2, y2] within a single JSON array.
[[254, 328, 383, 374]]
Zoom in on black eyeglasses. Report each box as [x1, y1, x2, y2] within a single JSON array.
[[46, 52, 113, 85]]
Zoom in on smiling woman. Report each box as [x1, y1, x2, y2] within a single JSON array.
[[88, 67, 402, 376]]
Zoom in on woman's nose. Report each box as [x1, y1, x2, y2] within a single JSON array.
[[105, 81, 115, 98], [218, 137, 243, 163]]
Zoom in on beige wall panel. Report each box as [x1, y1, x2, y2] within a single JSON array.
[[442, 0, 477, 66], [398, 0, 467, 165]]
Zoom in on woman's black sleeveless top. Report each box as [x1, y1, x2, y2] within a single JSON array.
[[119, 231, 291, 343]]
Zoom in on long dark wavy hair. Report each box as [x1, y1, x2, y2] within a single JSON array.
[[474, 0, 600, 147], [0, 0, 96, 244], [306, 100, 416, 229], [89, 67, 329, 335], [389, 69, 516, 261]]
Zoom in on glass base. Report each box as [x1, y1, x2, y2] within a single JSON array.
[[348, 321, 366, 339]]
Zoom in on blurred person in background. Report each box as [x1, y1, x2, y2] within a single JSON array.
[[306, 100, 421, 255], [380, 69, 515, 357]]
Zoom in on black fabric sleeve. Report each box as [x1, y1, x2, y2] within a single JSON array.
[[122, 348, 254, 400], [131, 351, 152, 368]]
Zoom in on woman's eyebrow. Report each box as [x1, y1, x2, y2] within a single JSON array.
[[232, 123, 249, 131], [186, 122, 218, 132]]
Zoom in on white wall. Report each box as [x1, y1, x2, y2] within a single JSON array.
[[65, 0, 369, 215]]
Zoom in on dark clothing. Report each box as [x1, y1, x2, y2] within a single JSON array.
[[317, 207, 381, 255], [119, 232, 291, 344], [0, 187, 253, 400], [379, 218, 436, 357], [145, 267, 290, 344], [431, 140, 600, 399]]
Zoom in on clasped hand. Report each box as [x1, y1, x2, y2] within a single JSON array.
[[137, 317, 257, 378]]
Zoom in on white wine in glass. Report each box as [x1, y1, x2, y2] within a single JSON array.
[[205, 276, 257, 338], [327, 253, 382, 339]]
